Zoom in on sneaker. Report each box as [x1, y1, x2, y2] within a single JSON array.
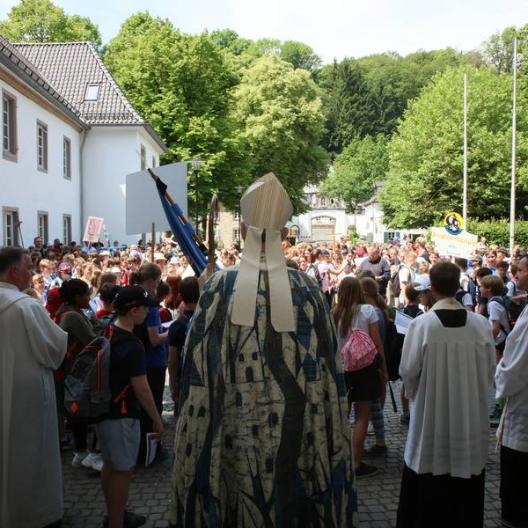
[[366, 424, 375, 436], [355, 462, 379, 479], [365, 444, 388, 456], [102, 511, 147, 528], [72, 451, 88, 468], [81, 452, 104, 472]]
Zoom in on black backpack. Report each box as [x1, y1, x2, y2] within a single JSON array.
[[385, 318, 403, 382], [489, 296, 521, 331]]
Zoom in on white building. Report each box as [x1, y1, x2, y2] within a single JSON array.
[[291, 185, 387, 244], [0, 36, 165, 247]]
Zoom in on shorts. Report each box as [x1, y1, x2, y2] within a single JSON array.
[[345, 359, 382, 403], [96, 418, 140, 471]]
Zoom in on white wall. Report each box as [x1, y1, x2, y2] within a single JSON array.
[[82, 126, 164, 245], [0, 78, 81, 246]]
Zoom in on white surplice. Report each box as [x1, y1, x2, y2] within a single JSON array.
[[496, 305, 528, 453], [399, 297, 496, 478], [0, 281, 67, 527]]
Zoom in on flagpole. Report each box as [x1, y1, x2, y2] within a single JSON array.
[[509, 34, 518, 255], [463, 73, 468, 227]]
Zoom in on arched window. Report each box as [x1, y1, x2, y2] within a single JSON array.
[[320, 197, 326, 207]]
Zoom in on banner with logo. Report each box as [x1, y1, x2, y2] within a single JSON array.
[[431, 227, 477, 259]]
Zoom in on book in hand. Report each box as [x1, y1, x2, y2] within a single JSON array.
[[145, 432, 160, 467]]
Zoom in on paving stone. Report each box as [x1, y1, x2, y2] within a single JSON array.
[[60, 380, 504, 527]]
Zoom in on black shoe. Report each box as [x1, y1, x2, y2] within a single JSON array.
[[102, 511, 147, 528], [355, 462, 379, 478], [365, 444, 388, 456]]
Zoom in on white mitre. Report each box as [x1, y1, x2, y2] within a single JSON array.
[[231, 173, 295, 332]]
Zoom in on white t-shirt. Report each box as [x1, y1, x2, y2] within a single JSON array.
[[488, 299, 511, 345], [460, 292, 473, 307], [337, 304, 379, 350], [398, 265, 414, 304]]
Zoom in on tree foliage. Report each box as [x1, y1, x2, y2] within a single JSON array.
[[233, 55, 329, 211], [0, 0, 101, 46], [320, 135, 389, 211], [482, 24, 528, 74], [317, 59, 376, 153], [380, 66, 528, 227], [104, 13, 251, 217]]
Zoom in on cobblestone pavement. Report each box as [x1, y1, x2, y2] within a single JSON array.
[[61, 381, 503, 527]]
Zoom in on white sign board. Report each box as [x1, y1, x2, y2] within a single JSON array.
[[431, 227, 478, 259], [83, 216, 104, 243], [126, 163, 188, 235]]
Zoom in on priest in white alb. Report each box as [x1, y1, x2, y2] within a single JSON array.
[[0, 247, 67, 528], [397, 260, 496, 528]]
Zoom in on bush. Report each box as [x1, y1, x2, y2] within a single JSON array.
[[466, 219, 528, 248]]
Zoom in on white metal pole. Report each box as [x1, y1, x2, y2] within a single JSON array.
[[510, 35, 518, 255], [463, 73, 468, 228]]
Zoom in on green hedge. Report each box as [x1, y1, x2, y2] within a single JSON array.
[[466, 219, 528, 247]]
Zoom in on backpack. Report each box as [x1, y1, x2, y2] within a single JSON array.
[[455, 289, 468, 305], [500, 296, 525, 326], [467, 277, 478, 305], [389, 265, 406, 298], [489, 296, 518, 332], [385, 318, 403, 382], [341, 328, 378, 372], [63, 325, 135, 419]]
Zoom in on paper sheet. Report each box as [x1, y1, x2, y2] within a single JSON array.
[[395, 310, 413, 335], [145, 433, 160, 467]]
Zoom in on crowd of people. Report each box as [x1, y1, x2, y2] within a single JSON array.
[[1, 178, 528, 528]]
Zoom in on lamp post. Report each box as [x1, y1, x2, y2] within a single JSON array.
[[191, 159, 204, 233]]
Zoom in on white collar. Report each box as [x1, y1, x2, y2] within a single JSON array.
[[431, 297, 464, 311]]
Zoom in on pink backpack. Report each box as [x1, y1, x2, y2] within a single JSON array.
[[341, 328, 378, 372]]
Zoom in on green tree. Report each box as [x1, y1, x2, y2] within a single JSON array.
[[0, 0, 101, 46], [380, 66, 528, 227], [280, 40, 322, 73], [320, 135, 389, 211], [357, 48, 466, 135], [209, 28, 252, 56], [233, 55, 329, 211], [483, 24, 528, 74], [104, 13, 251, 221], [317, 59, 376, 153]]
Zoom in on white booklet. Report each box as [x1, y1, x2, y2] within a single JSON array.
[[145, 433, 160, 467], [395, 310, 413, 335]]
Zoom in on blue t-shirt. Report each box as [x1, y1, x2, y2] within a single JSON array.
[[144, 306, 168, 369]]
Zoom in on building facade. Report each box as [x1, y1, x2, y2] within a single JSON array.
[[0, 36, 166, 247]]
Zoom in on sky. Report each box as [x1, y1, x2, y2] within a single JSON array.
[[0, 0, 527, 63]]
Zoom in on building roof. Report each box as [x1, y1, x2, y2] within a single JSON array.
[[7, 39, 165, 150], [0, 35, 85, 128], [14, 41, 144, 125]]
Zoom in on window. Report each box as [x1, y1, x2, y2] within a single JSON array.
[[37, 212, 48, 243], [63, 137, 71, 179], [152, 155, 156, 168], [2, 91, 17, 160], [232, 228, 240, 241], [233, 211, 240, 221], [84, 84, 100, 101], [140, 144, 146, 170], [320, 197, 326, 207], [37, 121, 48, 171], [63, 214, 72, 245], [3, 208, 19, 246]]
